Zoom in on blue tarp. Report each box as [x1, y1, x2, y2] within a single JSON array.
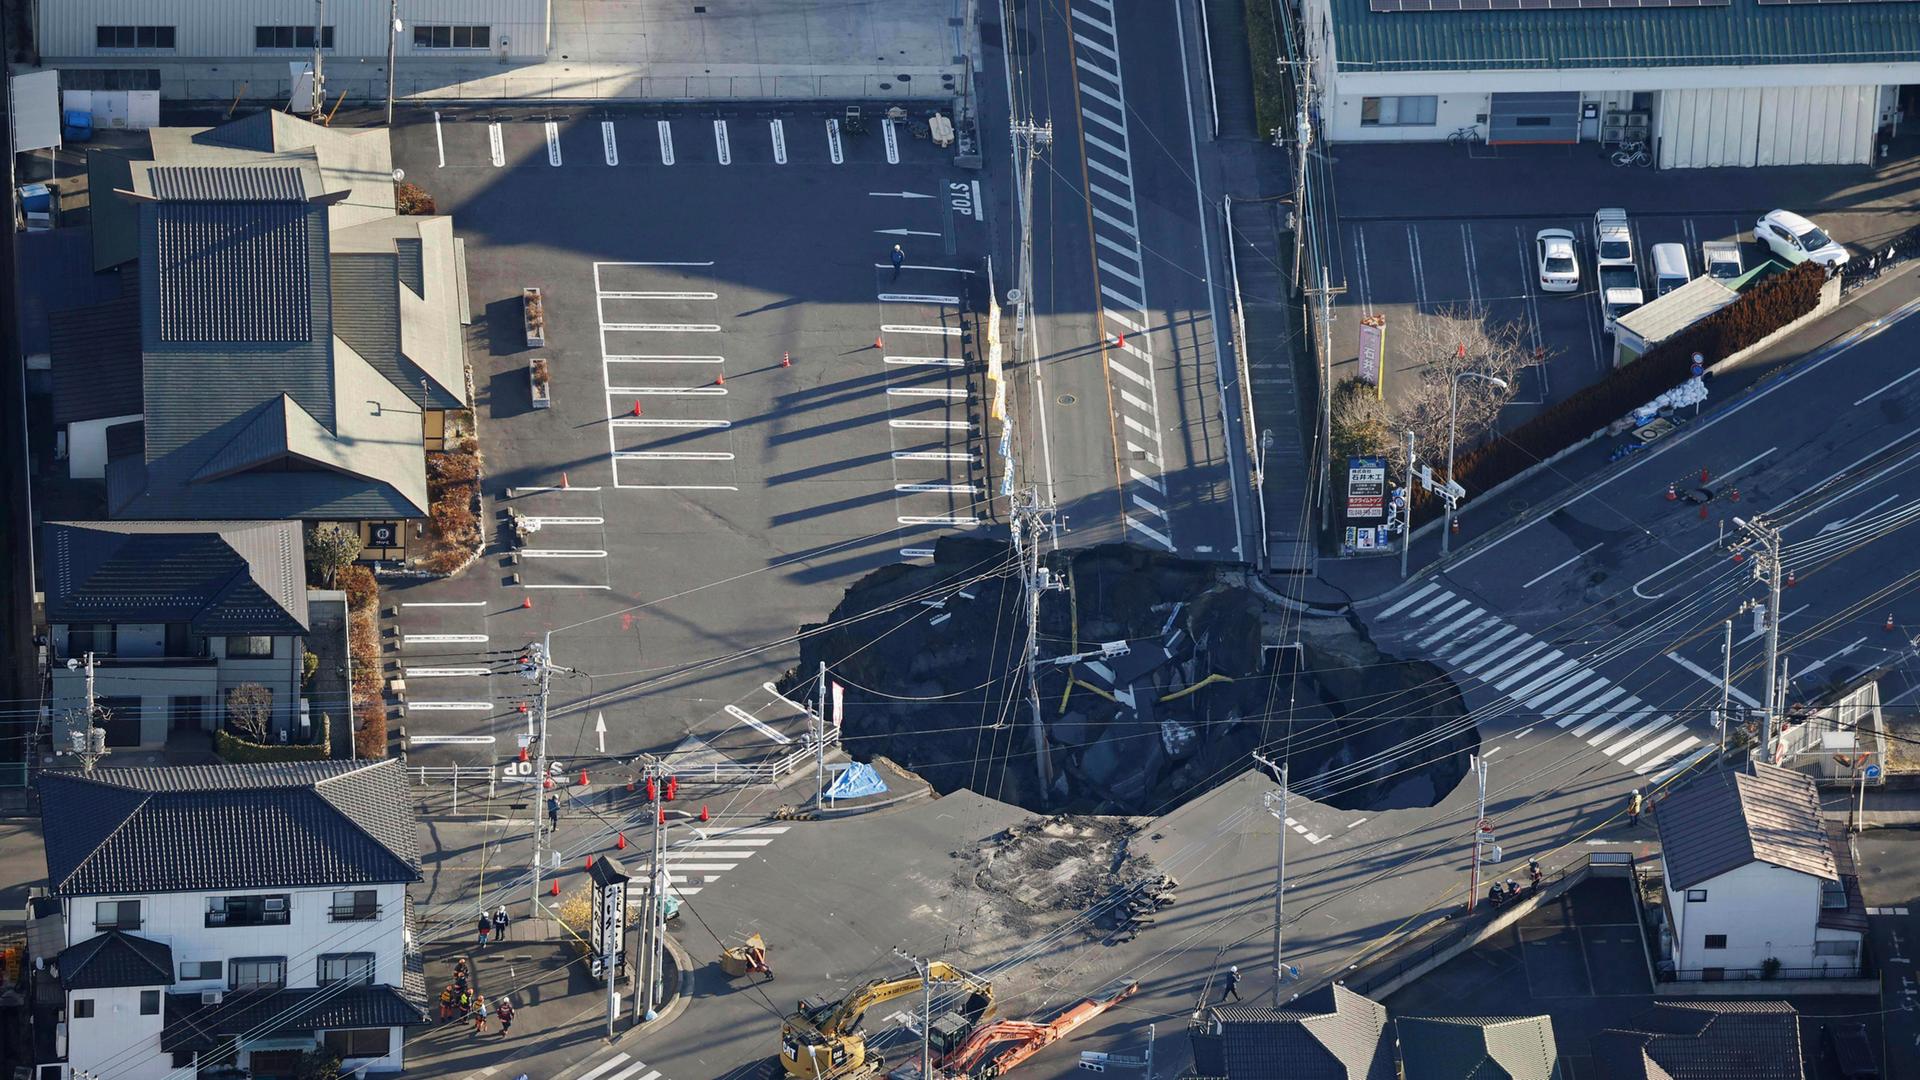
[[826, 762, 888, 800]]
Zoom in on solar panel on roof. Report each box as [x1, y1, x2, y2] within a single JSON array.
[[1372, 0, 1730, 10]]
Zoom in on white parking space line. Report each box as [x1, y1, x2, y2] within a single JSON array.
[[488, 122, 505, 167], [602, 322, 721, 333], [404, 634, 489, 644], [897, 483, 978, 493], [886, 355, 965, 367], [770, 119, 787, 164], [611, 418, 732, 429], [520, 549, 609, 558], [434, 111, 445, 167], [402, 601, 486, 608], [615, 451, 733, 461], [545, 121, 562, 166], [901, 515, 982, 526], [657, 120, 675, 165], [895, 450, 970, 461], [407, 667, 491, 677], [602, 120, 618, 166], [882, 324, 962, 336], [525, 584, 614, 590], [408, 701, 492, 712], [888, 387, 967, 398], [827, 119, 844, 164], [606, 354, 724, 363], [878, 293, 964, 305], [890, 419, 971, 430], [520, 516, 606, 526], [883, 118, 900, 164], [713, 119, 731, 165], [605, 385, 727, 396], [600, 292, 718, 301]]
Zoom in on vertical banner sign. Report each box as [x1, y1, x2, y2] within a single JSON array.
[[831, 682, 845, 735], [589, 875, 628, 980], [1346, 456, 1387, 520], [986, 260, 1006, 423], [1357, 315, 1387, 396]]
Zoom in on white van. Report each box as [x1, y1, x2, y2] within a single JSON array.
[[1650, 243, 1691, 297]]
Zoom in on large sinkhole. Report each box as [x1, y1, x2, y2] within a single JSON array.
[[782, 539, 1476, 815]]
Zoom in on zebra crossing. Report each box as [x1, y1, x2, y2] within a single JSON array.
[[572, 1051, 673, 1080], [1067, 0, 1174, 552], [659, 824, 790, 897], [1375, 582, 1717, 785]]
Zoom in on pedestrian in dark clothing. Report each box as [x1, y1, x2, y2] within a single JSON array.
[[493, 905, 510, 942], [1218, 965, 1241, 1002], [496, 997, 516, 1037], [547, 795, 560, 831], [476, 913, 492, 948], [890, 244, 905, 276]]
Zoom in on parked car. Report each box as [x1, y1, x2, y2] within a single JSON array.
[[1821, 1022, 1879, 1079], [1702, 240, 1743, 281], [1535, 228, 1579, 293], [1650, 243, 1691, 297], [1594, 208, 1635, 269], [1599, 265, 1644, 333], [1756, 209, 1849, 268]]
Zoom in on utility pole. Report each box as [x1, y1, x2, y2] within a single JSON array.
[[1719, 619, 1733, 753], [70, 653, 110, 774], [639, 760, 668, 1023], [523, 636, 554, 914], [1251, 754, 1290, 1006], [892, 947, 956, 1080], [1466, 754, 1488, 913], [385, 0, 399, 125], [310, 0, 327, 121], [1732, 517, 1784, 763], [1011, 488, 1054, 800], [815, 662, 828, 813], [1010, 119, 1052, 355], [1400, 430, 1415, 580]]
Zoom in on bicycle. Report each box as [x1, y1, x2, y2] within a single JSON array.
[[1447, 124, 1483, 147], [1610, 140, 1652, 168]]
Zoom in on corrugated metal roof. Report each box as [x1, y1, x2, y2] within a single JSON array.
[[154, 201, 314, 343], [1332, 0, 1920, 71], [146, 165, 309, 203], [1656, 763, 1835, 891]]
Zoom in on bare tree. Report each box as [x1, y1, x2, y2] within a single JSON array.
[[226, 683, 274, 743], [1391, 305, 1534, 468]]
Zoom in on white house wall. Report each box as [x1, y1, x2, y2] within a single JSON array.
[[1667, 860, 1829, 975], [36, 0, 550, 60], [64, 986, 169, 1080], [66, 413, 141, 480]]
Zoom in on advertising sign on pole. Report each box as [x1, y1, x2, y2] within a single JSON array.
[[1356, 315, 1387, 396], [1346, 456, 1386, 519]]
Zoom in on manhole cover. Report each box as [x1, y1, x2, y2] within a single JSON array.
[[1058, 394, 1076, 405], [1507, 499, 1530, 513]]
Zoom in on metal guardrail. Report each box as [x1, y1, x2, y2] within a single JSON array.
[[1840, 224, 1920, 292], [407, 729, 834, 802]]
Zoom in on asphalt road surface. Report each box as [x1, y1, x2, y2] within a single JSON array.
[[990, 0, 1247, 560]]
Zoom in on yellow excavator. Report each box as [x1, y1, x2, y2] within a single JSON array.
[[779, 961, 995, 1079]]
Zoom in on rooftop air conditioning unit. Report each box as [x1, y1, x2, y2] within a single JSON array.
[[201, 990, 223, 1005]]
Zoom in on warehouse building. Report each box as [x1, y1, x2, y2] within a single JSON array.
[[1301, 0, 1920, 168], [28, 0, 550, 100]]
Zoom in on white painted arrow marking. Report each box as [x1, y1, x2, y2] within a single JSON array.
[[868, 191, 934, 199], [595, 711, 606, 753]]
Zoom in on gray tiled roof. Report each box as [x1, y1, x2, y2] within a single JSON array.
[[57, 930, 174, 990], [50, 295, 142, 425], [42, 519, 307, 634], [87, 148, 145, 271], [153, 199, 315, 343], [1656, 764, 1835, 891], [1399, 1015, 1560, 1080], [1193, 985, 1394, 1080], [40, 760, 420, 898], [162, 984, 427, 1052], [147, 165, 310, 203], [1592, 1001, 1801, 1080]]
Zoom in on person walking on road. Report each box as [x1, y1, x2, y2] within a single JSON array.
[[1628, 788, 1644, 827], [472, 995, 490, 1036], [496, 997, 516, 1038], [890, 244, 905, 276], [476, 912, 492, 948], [1218, 965, 1242, 1002], [493, 905, 510, 942], [547, 794, 560, 831]]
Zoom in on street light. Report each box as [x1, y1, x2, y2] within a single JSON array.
[[1442, 370, 1510, 555]]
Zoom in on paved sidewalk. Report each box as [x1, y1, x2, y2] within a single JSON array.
[[1298, 261, 1920, 607]]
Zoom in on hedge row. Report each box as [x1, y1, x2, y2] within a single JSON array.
[[215, 715, 331, 763], [1441, 261, 1827, 509]]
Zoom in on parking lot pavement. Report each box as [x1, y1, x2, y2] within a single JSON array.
[[381, 104, 995, 779], [1339, 212, 1758, 418], [1851, 827, 1920, 1078]]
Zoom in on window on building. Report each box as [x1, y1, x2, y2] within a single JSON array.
[[331, 890, 380, 922], [67, 624, 116, 657], [1359, 95, 1438, 128], [72, 998, 94, 1019], [1704, 934, 1727, 949], [95, 26, 176, 49], [140, 990, 160, 1015], [94, 899, 141, 930], [172, 1052, 196, 1068], [1816, 939, 1860, 958], [207, 894, 290, 927], [225, 635, 274, 659], [255, 26, 335, 50], [321, 1028, 392, 1058], [229, 957, 286, 992], [413, 25, 490, 49], [180, 960, 223, 981], [1685, 889, 1707, 903], [1822, 880, 1850, 910], [317, 953, 376, 987]]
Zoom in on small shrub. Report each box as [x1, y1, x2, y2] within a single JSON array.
[[394, 181, 436, 215], [225, 683, 273, 741], [305, 523, 364, 588], [354, 701, 388, 759], [428, 451, 483, 493], [339, 564, 378, 611], [214, 716, 331, 763], [301, 650, 320, 687]]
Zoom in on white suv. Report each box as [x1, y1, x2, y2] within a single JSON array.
[[1756, 209, 1848, 269]]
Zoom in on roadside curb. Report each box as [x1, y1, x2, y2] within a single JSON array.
[[548, 934, 695, 1080]]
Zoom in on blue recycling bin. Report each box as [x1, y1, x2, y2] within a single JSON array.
[[61, 110, 93, 142]]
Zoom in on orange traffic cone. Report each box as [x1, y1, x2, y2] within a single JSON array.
[[699, 804, 710, 822], [561, 472, 570, 489], [585, 855, 594, 869], [550, 881, 560, 897], [630, 400, 643, 417], [1729, 487, 1741, 502], [518, 703, 529, 713], [781, 351, 791, 368], [1666, 483, 1678, 501], [1700, 467, 1711, 484], [714, 372, 725, 386], [616, 832, 626, 850], [1698, 505, 1709, 520], [874, 334, 885, 350], [1888, 613, 1898, 632], [657, 808, 666, 824], [521, 596, 533, 610], [578, 768, 589, 786], [1786, 570, 1797, 588], [1114, 332, 1126, 349]]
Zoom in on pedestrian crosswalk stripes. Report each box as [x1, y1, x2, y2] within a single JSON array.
[[574, 1052, 664, 1080], [1369, 584, 1719, 779]]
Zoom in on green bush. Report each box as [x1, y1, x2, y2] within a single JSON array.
[[214, 714, 332, 763], [302, 650, 320, 687], [1244, 0, 1293, 140], [339, 564, 378, 611]]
